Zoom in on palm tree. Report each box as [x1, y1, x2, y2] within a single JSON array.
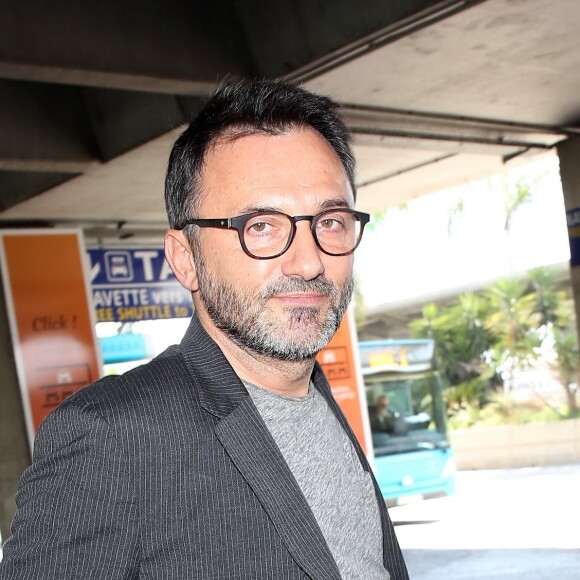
[[550, 329, 580, 415], [528, 267, 568, 326], [447, 197, 465, 236], [451, 292, 493, 363], [410, 296, 494, 413], [498, 176, 536, 275], [484, 277, 541, 392], [527, 266, 579, 415], [503, 179, 533, 233], [410, 303, 454, 381]]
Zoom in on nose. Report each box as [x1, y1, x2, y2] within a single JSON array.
[[280, 221, 325, 280]]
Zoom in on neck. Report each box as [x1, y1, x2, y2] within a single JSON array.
[[201, 315, 315, 397]]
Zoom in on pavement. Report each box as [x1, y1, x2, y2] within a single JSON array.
[[390, 463, 580, 579]]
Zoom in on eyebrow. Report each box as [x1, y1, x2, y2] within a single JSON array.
[[320, 198, 351, 210], [238, 204, 279, 214], [238, 198, 352, 215]]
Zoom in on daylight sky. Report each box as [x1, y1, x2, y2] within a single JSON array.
[[355, 154, 570, 310]]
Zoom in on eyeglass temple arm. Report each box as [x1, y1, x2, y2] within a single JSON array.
[[185, 218, 232, 228]]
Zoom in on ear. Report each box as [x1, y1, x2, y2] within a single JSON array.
[[164, 229, 199, 292]]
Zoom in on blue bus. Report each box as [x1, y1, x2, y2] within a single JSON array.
[[359, 339, 455, 505]]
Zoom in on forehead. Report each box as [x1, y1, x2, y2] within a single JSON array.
[[196, 127, 354, 214]]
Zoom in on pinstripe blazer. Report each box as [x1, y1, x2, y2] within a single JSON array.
[[0, 314, 409, 579]]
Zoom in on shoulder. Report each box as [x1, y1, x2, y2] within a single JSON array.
[[42, 344, 200, 434], [34, 343, 209, 460], [69, 344, 187, 405]]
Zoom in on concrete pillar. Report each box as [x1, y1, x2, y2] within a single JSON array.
[[0, 274, 31, 542], [556, 137, 580, 346]]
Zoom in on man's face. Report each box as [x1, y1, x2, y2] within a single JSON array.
[[190, 127, 356, 362], [377, 396, 389, 411]]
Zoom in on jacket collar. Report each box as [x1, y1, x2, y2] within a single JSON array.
[[179, 313, 250, 418], [179, 313, 334, 419]]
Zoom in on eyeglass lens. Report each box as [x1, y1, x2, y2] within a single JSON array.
[[242, 210, 362, 258]]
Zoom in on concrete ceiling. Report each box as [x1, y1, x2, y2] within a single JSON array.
[[0, 0, 578, 246]]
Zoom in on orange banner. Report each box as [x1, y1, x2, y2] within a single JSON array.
[[0, 231, 101, 447], [317, 310, 373, 457]]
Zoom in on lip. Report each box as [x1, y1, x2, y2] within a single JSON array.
[[271, 292, 328, 306]]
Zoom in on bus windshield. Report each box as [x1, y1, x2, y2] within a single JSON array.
[[366, 371, 448, 456], [358, 338, 455, 503], [359, 339, 449, 457]]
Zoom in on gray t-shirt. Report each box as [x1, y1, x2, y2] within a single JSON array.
[[244, 380, 389, 580]]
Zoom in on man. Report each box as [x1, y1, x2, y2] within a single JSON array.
[[0, 79, 409, 579], [371, 395, 399, 434]]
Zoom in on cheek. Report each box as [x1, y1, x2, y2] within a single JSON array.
[[243, 260, 280, 285], [203, 234, 278, 285], [202, 231, 245, 268], [323, 255, 354, 285]]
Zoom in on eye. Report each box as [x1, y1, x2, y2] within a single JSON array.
[[244, 214, 288, 237], [319, 217, 341, 229], [317, 213, 347, 232], [249, 221, 268, 233]]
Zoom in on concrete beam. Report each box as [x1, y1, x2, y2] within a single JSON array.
[[83, 89, 188, 161], [0, 80, 96, 169], [0, 0, 254, 92], [0, 63, 218, 96], [235, 0, 461, 77], [0, 172, 80, 212], [0, 0, 460, 89], [0, 129, 181, 224]]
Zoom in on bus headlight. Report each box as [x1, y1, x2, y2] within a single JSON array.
[[441, 456, 456, 478]]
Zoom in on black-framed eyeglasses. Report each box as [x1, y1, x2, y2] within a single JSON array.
[[179, 208, 371, 259]]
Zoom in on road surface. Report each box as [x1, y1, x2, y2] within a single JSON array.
[[390, 463, 580, 579]]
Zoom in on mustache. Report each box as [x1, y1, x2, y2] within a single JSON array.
[[259, 276, 340, 300]]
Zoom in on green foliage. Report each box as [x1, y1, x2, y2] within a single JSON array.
[[447, 405, 484, 430], [447, 393, 563, 430], [528, 267, 568, 326], [503, 178, 533, 232], [485, 277, 540, 356], [410, 292, 493, 390], [447, 197, 465, 235], [445, 375, 490, 413], [550, 327, 580, 414], [409, 266, 580, 424], [365, 209, 386, 233], [366, 204, 408, 233]]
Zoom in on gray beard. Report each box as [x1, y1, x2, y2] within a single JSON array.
[[194, 253, 353, 362]]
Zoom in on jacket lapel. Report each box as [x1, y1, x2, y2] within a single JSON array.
[[215, 398, 341, 580], [312, 364, 369, 469], [313, 362, 410, 579], [179, 316, 341, 580]]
